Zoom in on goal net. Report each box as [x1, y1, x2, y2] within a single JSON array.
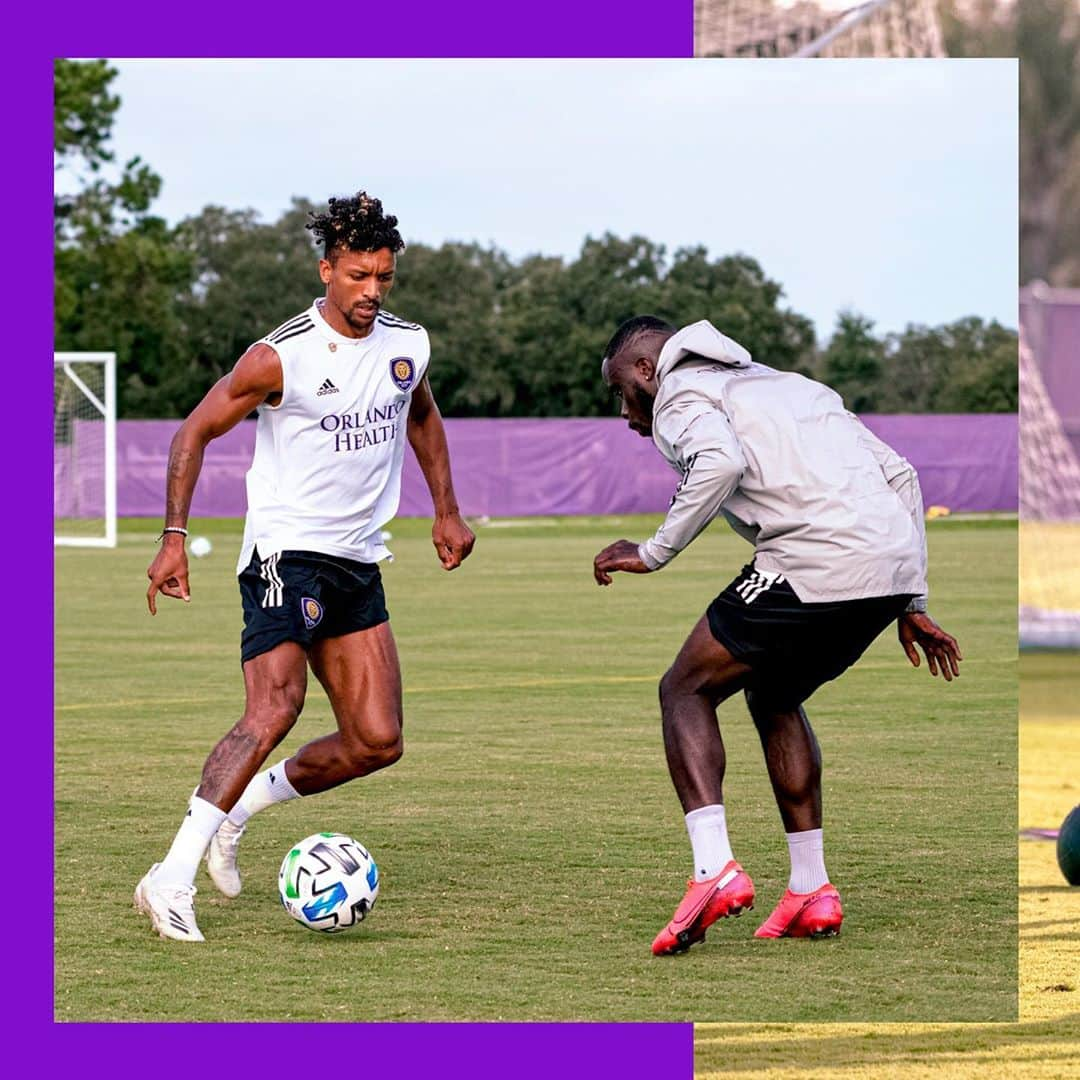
[[1020, 286, 1080, 648], [54, 352, 117, 548], [695, 0, 946, 57]]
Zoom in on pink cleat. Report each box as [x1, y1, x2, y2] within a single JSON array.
[[754, 883, 843, 939], [652, 860, 755, 956]]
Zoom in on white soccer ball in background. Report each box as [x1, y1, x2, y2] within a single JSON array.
[[278, 831, 380, 933], [189, 535, 213, 558]]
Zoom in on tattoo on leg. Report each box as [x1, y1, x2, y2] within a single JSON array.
[[198, 726, 265, 808]]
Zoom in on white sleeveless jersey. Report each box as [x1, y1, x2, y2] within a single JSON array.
[[236, 299, 430, 572]]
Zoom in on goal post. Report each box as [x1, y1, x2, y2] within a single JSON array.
[[54, 352, 117, 548], [1019, 285, 1080, 648], [695, 0, 946, 58]]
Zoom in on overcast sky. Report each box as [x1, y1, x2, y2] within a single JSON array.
[[91, 59, 1017, 340]]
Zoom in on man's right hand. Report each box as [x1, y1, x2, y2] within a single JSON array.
[[144, 343, 282, 617], [593, 539, 653, 585], [147, 537, 191, 614]]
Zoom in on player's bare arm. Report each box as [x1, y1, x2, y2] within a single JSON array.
[[898, 612, 962, 681], [593, 539, 652, 584], [146, 344, 283, 614], [406, 375, 475, 570], [136, 193, 431, 944]]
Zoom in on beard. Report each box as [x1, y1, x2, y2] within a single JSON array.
[[346, 301, 380, 329], [626, 383, 656, 435]]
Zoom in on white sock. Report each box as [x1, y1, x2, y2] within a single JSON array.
[[787, 828, 829, 893], [226, 759, 301, 828], [156, 796, 227, 888], [686, 804, 735, 881]]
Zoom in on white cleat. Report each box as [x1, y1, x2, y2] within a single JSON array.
[[206, 821, 245, 898], [134, 864, 205, 942]]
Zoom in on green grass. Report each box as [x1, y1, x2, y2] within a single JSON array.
[[693, 645, 1078, 1078], [55, 516, 1016, 1022], [694, 1017, 1080, 1079]]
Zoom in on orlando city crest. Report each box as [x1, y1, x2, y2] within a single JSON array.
[[301, 596, 323, 630], [390, 356, 416, 392]]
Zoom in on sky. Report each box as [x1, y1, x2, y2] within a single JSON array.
[[91, 58, 1017, 341]]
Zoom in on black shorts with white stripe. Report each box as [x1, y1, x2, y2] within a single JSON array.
[[705, 563, 912, 710], [238, 548, 388, 665]]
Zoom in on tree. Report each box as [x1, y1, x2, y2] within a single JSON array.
[[59, 223, 198, 418], [502, 234, 668, 417], [1018, 0, 1080, 286], [54, 58, 120, 172], [52, 62, 1012, 421], [820, 311, 885, 412], [489, 236, 818, 418], [54, 58, 164, 243], [390, 242, 521, 417], [657, 248, 817, 377], [169, 200, 324, 414], [878, 317, 1018, 412], [54, 59, 194, 417]]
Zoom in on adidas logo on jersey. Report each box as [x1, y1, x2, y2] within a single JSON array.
[[316, 379, 340, 396]]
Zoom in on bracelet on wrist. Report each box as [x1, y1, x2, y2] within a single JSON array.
[[157, 527, 189, 542]]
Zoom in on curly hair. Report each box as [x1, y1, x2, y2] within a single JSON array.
[[306, 191, 405, 260]]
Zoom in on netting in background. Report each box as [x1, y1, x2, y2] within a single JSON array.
[[54, 353, 116, 547], [1020, 286, 1080, 648], [694, 0, 946, 57]]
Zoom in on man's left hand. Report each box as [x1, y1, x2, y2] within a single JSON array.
[[898, 612, 962, 681], [433, 513, 475, 570], [594, 539, 652, 585]]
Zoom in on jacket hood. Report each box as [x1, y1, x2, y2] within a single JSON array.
[[655, 320, 752, 384]]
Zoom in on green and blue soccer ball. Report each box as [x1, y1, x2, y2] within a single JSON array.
[[278, 831, 380, 933]]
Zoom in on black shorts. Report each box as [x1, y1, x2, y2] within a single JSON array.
[[706, 564, 912, 710], [239, 548, 389, 665]]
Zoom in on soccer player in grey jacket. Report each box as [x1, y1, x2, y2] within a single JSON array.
[[594, 315, 962, 954]]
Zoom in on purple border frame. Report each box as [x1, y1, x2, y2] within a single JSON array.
[[32, 2, 694, 1077]]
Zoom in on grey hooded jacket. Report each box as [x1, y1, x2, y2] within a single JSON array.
[[637, 320, 928, 607]]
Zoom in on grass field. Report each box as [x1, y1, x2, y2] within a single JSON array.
[[695, 648, 1078, 1078], [55, 516, 1016, 1022], [1020, 521, 1080, 612]]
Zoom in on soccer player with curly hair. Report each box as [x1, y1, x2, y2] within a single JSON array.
[[137, 192, 475, 941]]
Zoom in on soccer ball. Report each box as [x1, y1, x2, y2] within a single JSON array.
[[278, 832, 380, 933], [1058, 804, 1080, 886]]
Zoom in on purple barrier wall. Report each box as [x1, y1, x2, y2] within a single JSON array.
[[860, 414, 1016, 513], [99, 414, 1016, 520], [1022, 285, 1080, 461], [54, 421, 106, 518]]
